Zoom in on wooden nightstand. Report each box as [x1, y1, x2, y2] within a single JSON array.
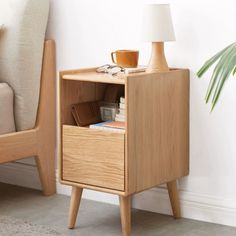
[[59, 67, 189, 236]]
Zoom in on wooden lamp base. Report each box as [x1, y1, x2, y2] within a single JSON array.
[[147, 42, 169, 73]]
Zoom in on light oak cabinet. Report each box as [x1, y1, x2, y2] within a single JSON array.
[[59, 68, 189, 236]]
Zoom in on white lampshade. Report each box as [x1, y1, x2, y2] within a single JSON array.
[[142, 4, 175, 42]]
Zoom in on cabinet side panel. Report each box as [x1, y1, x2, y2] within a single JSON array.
[[127, 70, 189, 194]]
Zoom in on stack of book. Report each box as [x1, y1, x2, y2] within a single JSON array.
[[115, 97, 125, 122], [124, 66, 146, 74], [89, 121, 125, 133], [89, 97, 126, 133]]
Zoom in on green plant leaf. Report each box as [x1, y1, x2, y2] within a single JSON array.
[[204, 45, 235, 103], [197, 42, 236, 111], [233, 67, 236, 75], [211, 47, 236, 110], [197, 43, 234, 78]]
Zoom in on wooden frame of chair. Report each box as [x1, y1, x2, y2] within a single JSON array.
[[0, 40, 56, 196]]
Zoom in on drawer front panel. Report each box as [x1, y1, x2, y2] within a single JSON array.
[[62, 125, 125, 191]]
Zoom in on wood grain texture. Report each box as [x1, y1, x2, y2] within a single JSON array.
[[59, 73, 125, 194], [62, 69, 125, 85], [61, 179, 126, 196], [63, 125, 125, 191], [60, 80, 107, 126], [68, 187, 83, 229], [167, 180, 181, 218], [126, 69, 189, 194], [0, 130, 37, 163], [35, 40, 56, 196], [0, 40, 56, 196], [119, 195, 131, 236], [59, 68, 190, 234], [147, 42, 169, 72]]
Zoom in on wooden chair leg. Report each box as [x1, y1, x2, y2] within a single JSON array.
[[68, 186, 83, 229], [119, 195, 131, 236], [167, 180, 181, 219], [35, 40, 56, 196], [35, 151, 56, 196]]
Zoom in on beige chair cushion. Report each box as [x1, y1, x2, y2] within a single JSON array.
[[0, 0, 49, 131], [0, 83, 16, 135]]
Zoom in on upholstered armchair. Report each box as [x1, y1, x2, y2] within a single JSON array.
[[0, 0, 56, 195]]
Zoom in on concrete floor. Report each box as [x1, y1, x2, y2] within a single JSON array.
[[0, 183, 236, 236]]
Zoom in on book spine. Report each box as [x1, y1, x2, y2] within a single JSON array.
[[120, 97, 125, 104], [115, 117, 125, 122], [118, 108, 125, 115], [90, 125, 125, 133], [119, 103, 125, 109]]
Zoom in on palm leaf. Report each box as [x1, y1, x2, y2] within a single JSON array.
[[233, 67, 236, 75], [197, 42, 236, 110], [204, 51, 228, 103], [197, 43, 234, 78], [211, 51, 236, 110], [205, 45, 235, 103]]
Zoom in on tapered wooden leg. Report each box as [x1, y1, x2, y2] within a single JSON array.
[[35, 152, 56, 196], [68, 187, 83, 229], [119, 195, 131, 236], [35, 40, 56, 196], [167, 180, 181, 219]]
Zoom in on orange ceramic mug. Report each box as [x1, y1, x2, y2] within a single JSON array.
[[111, 50, 139, 68]]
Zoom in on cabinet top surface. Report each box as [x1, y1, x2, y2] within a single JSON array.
[[60, 67, 188, 85], [61, 68, 126, 84]]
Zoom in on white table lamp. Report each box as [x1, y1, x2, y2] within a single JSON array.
[[143, 4, 175, 72]]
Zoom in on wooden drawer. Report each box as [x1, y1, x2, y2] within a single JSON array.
[[62, 125, 125, 191]]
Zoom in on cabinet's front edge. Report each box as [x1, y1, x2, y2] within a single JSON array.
[[58, 73, 63, 184], [125, 78, 137, 195], [60, 180, 128, 196]]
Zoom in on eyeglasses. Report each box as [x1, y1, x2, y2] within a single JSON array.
[[96, 64, 125, 75]]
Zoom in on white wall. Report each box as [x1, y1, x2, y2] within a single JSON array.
[[1, 0, 236, 227]]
